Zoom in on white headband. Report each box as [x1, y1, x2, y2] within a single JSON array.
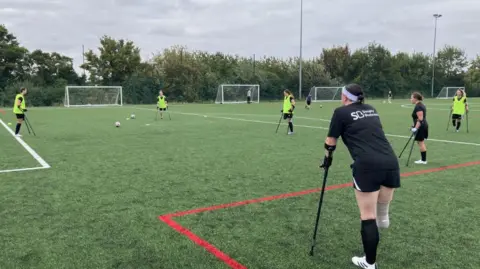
[[342, 86, 358, 102]]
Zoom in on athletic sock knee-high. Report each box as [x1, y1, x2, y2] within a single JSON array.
[[421, 151, 427, 161], [15, 123, 21, 134], [456, 122, 461, 130], [288, 122, 293, 132], [361, 219, 379, 265], [452, 119, 456, 126]]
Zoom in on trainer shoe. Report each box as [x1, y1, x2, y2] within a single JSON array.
[[287, 131, 294, 135], [414, 160, 427, 164], [352, 256, 377, 269], [15, 134, 22, 137]]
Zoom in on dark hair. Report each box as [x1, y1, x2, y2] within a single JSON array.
[[344, 84, 365, 103], [20, 87, 27, 93], [284, 89, 294, 98], [411, 92, 423, 101]]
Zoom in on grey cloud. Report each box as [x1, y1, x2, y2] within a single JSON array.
[[1, 0, 479, 73]]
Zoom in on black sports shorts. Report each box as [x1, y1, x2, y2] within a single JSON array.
[[158, 107, 166, 111], [352, 166, 401, 193], [15, 113, 25, 119], [247, 96, 251, 102], [283, 113, 293, 120], [414, 126, 428, 142], [306, 100, 311, 105], [452, 113, 463, 120]]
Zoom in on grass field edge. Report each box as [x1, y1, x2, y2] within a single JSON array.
[[0, 118, 50, 169], [158, 160, 480, 269]]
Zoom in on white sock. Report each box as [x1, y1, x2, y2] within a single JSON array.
[[376, 202, 390, 228]]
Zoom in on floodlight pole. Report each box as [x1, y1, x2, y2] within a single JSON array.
[[431, 14, 442, 98], [298, 0, 303, 100]]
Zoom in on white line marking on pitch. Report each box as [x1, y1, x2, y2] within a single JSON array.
[[0, 119, 51, 173], [133, 107, 480, 147], [0, 166, 49, 174]]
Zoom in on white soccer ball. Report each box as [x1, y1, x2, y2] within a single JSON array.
[[130, 113, 136, 119], [115, 121, 121, 127]]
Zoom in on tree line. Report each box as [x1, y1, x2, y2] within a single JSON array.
[[1, 24, 479, 107]]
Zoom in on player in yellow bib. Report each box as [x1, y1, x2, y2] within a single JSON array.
[[451, 89, 468, 132], [157, 90, 168, 119], [281, 89, 296, 135], [13, 87, 28, 137]]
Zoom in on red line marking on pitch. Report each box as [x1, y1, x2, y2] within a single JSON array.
[[0, 109, 5, 115], [159, 160, 480, 269]]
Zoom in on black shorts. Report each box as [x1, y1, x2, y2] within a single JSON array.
[[352, 167, 401, 193], [15, 113, 25, 119], [283, 113, 293, 120], [158, 107, 166, 111], [306, 100, 311, 105], [247, 96, 251, 102], [414, 126, 428, 141], [452, 114, 463, 120]]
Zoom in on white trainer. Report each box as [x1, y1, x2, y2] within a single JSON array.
[[414, 160, 427, 164], [15, 134, 22, 137], [352, 256, 377, 269]]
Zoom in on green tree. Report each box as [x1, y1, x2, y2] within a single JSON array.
[[28, 50, 81, 86], [0, 25, 29, 89], [81, 35, 142, 85]]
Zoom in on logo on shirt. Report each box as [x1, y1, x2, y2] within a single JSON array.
[[350, 109, 379, 121]]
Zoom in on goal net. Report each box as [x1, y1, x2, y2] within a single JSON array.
[[64, 86, 123, 107], [436, 86, 465, 99], [308, 86, 342, 102], [215, 84, 260, 104]]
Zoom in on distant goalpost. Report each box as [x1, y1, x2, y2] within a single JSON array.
[[436, 86, 465, 99], [64, 86, 123, 107], [215, 84, 260, 104], [308, 86, 342, 102]]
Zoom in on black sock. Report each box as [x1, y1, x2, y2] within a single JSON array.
[[15, 123, 21, 134], [421, 151, 427, 161], [288, 122, 293, 132], [452, 120, 456, 126], [361, 219, 379, 265], [456, 122, 461, 130]]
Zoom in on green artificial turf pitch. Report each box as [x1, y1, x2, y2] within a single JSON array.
[[0, 99, 479, 269]]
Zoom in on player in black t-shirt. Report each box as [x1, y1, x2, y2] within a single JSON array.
[[410, 92, 428, 164], [320, 84, 400, 269]]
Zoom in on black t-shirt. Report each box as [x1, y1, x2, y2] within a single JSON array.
[[327, 103, 399, 170], [412, 102, 427, 126]]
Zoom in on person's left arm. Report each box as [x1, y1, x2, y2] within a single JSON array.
[[412, 108, 423, 131], [321, 109, 343, 168], [289, 97, 296, 112]]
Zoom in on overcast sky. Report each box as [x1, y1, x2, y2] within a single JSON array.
[[1, 0, 479, 73]]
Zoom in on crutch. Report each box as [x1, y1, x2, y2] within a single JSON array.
[[275, 113, 283, 133], [398, 132, 415, 158], [309, 152, 333, 256], [446, 109, 452, 131], [405, 133, 416, 167], [24, 114, 36, 136], [466, 111, 469, 133]]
